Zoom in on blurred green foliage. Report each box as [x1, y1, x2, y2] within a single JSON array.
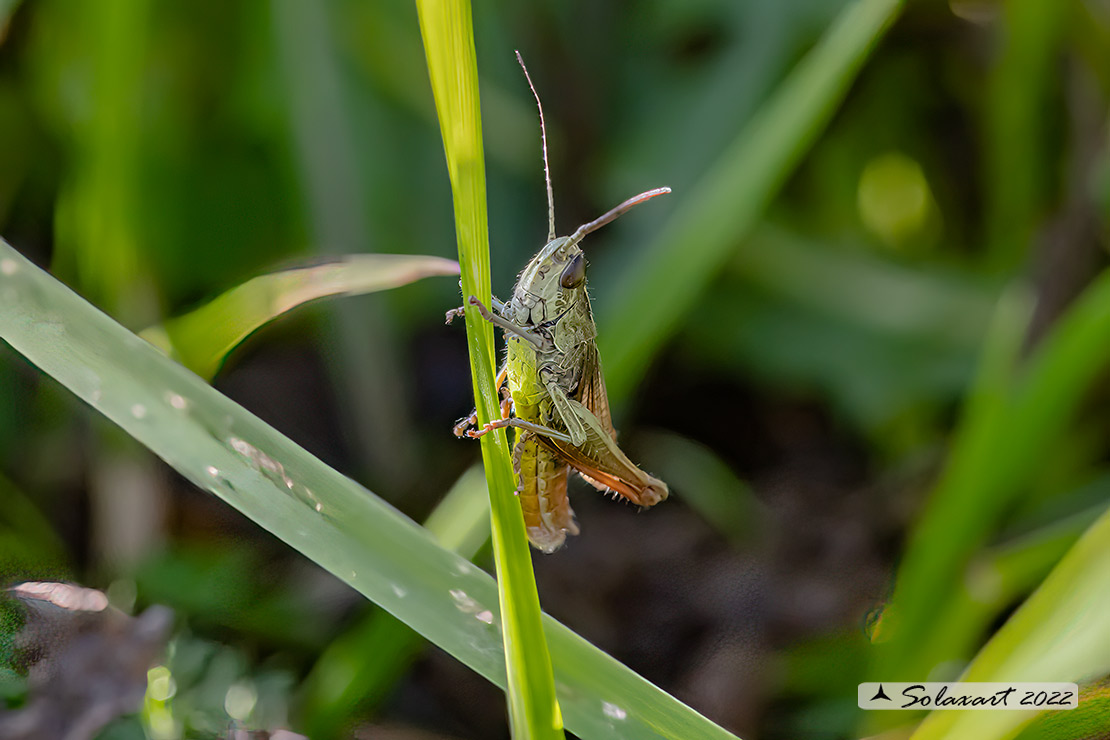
[[0, 0, 1108, 738]]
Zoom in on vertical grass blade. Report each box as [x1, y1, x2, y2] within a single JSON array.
[[414, 2, 564, 737], [598, 0, 905, 403]]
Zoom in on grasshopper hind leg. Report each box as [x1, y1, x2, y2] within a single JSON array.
[[536, 397, 669, 508], [513, 431, 579, 553]]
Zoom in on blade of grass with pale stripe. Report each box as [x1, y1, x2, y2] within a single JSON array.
[[299, 466, 491, 738], [0, 236, 744, 738]]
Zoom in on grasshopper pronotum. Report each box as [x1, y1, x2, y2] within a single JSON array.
[[450, 52, 669, 552]]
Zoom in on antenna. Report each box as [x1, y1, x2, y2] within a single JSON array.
[[569, 187, 671, 244], [515, 50, 556, 242]]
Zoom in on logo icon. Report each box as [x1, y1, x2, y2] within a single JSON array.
[[870, 684, 892, 702]]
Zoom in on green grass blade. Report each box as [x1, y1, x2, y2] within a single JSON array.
[[872, 286, 1034, 682], [415, 2, 562, 738], [139, 254, 459, 380], [889, 499, 1107, 711], [981, 499, 1109, 603], [1014, 681, 1110, 740], [51, 0, 152, 320], [598, 0, 905, 403], [877, 269, 1110, 685], [982, 0, 1067, 271], [0, 238, 742, 739], [909, 508, 1110, 740]]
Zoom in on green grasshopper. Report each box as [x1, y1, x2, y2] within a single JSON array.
[[450, 53, 669, 553]]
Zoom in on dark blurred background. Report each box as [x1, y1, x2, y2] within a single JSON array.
[[0, 0, 1108, 738]]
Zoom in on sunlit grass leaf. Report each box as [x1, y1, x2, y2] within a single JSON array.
[[910, 507, 1110, 740], [0, 239, 741, 739], [416, 1, 565, 738], [913, 497, 1110, 689], [1014, 680, 1110, 740], [140, 254, 459, 380], [876, 270, 1110, 687]]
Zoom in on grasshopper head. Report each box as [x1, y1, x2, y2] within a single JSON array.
[[522, 236, 586, 288], [511, 187, 670, 327], [512, 235, 589, 325]]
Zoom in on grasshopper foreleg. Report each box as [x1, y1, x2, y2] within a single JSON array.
[[445, 296, 507, 324], [467, 297, 550, 350], [452, 412, 479, 438]]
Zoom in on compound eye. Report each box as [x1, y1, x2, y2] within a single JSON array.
[[559, 254, 586, 288]]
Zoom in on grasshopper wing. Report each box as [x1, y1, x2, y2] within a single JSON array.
[[570, 293, 617, 441], [577, 341, 617, 441]]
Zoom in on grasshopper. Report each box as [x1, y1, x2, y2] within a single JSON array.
[[449, 53, 669, 553]]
